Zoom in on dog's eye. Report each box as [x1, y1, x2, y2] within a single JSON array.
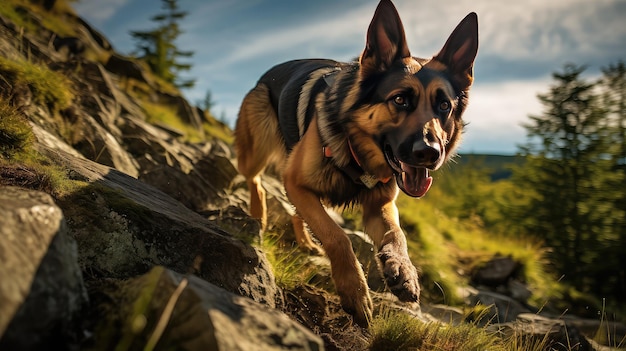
[[392, 94, 408, 107], [439, 100, 451, 112]]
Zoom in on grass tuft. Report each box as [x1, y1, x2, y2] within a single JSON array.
[[260, 233, 317, 290], [0, 101, 34, 158], [0, 56, 74, 110], [369, 307, 508, 351], [139, 99, 205, 143]]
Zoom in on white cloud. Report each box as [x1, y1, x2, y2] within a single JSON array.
[[73, 0, 129, 27], [459, 78, 549, 153], [197, 4, 373, 72]]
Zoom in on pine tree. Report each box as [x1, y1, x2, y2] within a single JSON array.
[[513, 64, 612, 296], [130, 0, 195, 89], [598, 61, 626, 299]]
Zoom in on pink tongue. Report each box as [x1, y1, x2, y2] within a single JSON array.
[[400, 164, 432, 198]]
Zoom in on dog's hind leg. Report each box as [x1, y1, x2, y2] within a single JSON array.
[[291, 215, 324, 255], [235, 84, 284, 231]]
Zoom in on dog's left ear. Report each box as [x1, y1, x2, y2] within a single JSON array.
[[360, 0, 411, 75], [433, 12, 479, 90]]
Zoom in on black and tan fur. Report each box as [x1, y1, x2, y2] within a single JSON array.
[[235, 0, 478, 327]]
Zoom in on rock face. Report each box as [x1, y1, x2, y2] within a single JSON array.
[[0, 187, 86, 350], [91, 266, 323, 351], [41, 145, 277, 303]]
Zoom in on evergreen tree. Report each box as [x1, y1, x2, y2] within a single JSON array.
[[513, 64, 612, 296], [130, 0, 195, 89], [598, 61, 626, 299]]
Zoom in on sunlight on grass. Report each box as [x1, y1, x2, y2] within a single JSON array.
[[260, 233, 317, 290], [0, 56, 74, 110], [0, 101, 34, 158], [0, 98, 80, 196], [368, 306, 571, 351], [370, 307, 508, 351], [395, 192, 561, 308], [1, 0, 76, 36], [139, 99, 205, 143]]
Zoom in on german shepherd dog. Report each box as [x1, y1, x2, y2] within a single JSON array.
[[235, 0, 478, 326]]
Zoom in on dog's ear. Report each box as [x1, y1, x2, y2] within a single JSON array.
[[433, 12, 479, 90], [360, 0, 411, 75]]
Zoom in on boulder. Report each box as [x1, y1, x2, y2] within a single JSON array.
[[469, 290, 532, 325], [471, 255, 519, 287], [91, 266, 324, 351], [39, 145, 279, 307], [0, 187, 86, 350]]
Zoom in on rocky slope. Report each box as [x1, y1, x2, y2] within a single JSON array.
[[0, 2, 623, 350]]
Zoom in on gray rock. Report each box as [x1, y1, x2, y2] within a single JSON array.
[[421, 304, 465, 325], [471, 255, 519, 287], [347, 230, 385, 292], [0, 187, 87, 350], [490, 313, 593, 351], [93, 266, 324, 351], [140, 141, 240, 212], [74, 112, 140, 178], [40, 145, 279, 307], [469, 290, 532, 325], [105, 53, 152, 85]]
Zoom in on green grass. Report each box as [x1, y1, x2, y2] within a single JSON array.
[[260, 233, 317, 290], [368, 306, 590, 351], [369, 308, 510, 351], [0, 98, 77, 195], [139, 99, 206, 143], [202, 113, 234, 144], [0, 101, 34, 158], [0, 0, 77, 37], [395, 173, 561, 308], [0, 56, 74, 110]]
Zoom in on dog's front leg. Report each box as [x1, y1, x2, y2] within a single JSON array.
[[286, 182, 373, 326], [283, 123, 373, 327], [363, 197, 420, 303]]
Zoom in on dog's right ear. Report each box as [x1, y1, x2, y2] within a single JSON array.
[[360, 0, 411, 76]]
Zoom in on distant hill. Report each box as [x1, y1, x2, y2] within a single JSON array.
[[456, 153, 525, 181]]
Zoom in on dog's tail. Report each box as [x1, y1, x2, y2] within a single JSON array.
[[234, 83, 286, 178]]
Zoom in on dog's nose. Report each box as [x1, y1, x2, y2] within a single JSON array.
[[412, 139, 441, 167]]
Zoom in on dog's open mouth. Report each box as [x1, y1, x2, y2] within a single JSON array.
[[384, 145, 433, 198]]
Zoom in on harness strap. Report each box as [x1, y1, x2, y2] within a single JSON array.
[[318, 67, 390, 189], [322, 141, 391, 189]]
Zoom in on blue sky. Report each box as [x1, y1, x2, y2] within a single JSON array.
[[74, 0, 626, 155]]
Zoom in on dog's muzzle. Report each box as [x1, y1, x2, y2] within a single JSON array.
[[384, 140, 442, 198]]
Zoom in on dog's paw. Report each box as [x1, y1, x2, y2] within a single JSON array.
[[338, 285, 373, 328], [333, 264, 373, 327], [377, 250, 420, 302]]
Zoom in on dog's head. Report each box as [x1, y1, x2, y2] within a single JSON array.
[[353, 0, 478, 197]]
